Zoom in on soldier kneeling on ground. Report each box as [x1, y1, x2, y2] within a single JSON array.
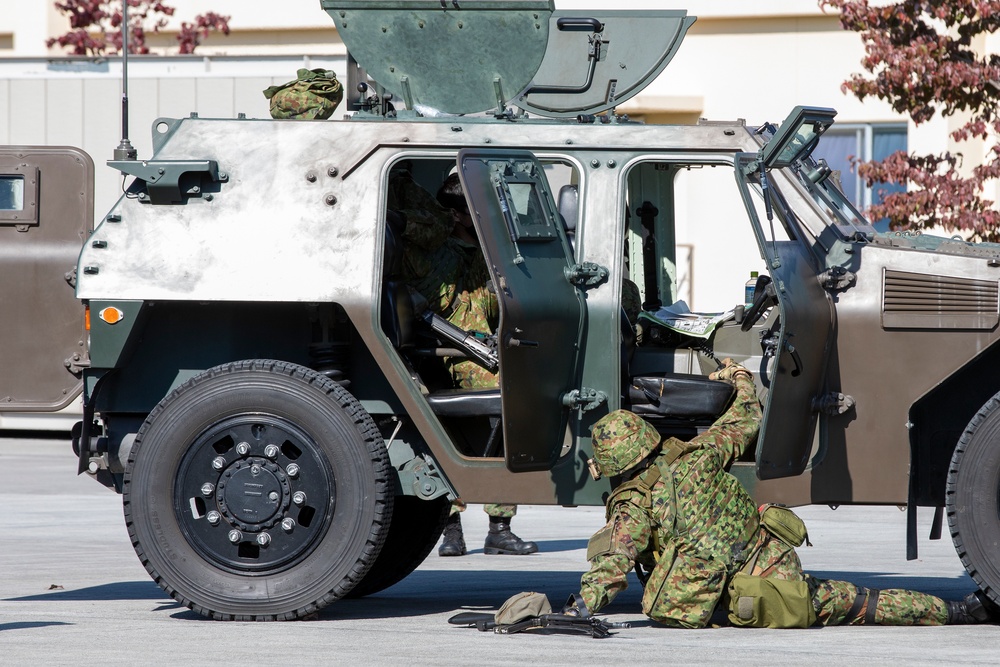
[[570, 359, 999, 628]]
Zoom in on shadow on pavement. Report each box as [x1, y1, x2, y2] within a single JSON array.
[[0, 621, 72, 632], [8, 569, 975, 623], [7, 581, 167, 602], [461, 539, 587, 555], [321, 569, 645, 621], [808, 570, 975, 599]]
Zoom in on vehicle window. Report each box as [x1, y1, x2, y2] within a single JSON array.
[[0, 175, 24, 210], [624, 161, 777, 314]]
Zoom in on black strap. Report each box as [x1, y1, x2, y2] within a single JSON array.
[[845, 585, 867, 624], [864, 589, 881, 625]]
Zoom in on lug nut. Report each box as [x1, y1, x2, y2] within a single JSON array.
[[256, 532, 271, 547], [206, 511, 221, 526], [281, 518, 295, 533], [212, 456, 226, 470], [201, 483, 215, 497], [228, 529, 243, 543], [264, 444, 279, 459], [236, 442, 250, 456], [292, 491, 307, 506], [286, 463, 300, 478]]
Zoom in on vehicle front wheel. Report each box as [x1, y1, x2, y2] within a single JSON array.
[[947, 391, 1000, 606], [123, 359, 392, 620]]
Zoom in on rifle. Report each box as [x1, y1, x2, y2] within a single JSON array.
[[421, 310, 499, 373], [448, 611, 628, 638], [448, 594, 630, 639]]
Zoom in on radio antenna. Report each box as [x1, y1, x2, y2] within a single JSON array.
[[113, 0, 137, 161]]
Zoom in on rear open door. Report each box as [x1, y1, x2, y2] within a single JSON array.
[[0, 147, 93, 414], [458, 149, 585, 472]]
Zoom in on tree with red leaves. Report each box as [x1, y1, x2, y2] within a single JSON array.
[[48, 1, 230, 56], [819, 0, 1000, 241]]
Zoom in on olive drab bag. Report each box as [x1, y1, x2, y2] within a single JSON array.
[[726, 504, 815, 628], [263, 68, 344, 120]]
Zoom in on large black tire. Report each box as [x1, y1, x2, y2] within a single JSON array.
[[123, 360, 393, 620], [346, 495, 451, 598], [947, 392, 1000, 606]]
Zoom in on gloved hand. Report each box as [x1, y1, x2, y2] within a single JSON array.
[[709, 358, 753, 383], [562, 593, 591, 618]]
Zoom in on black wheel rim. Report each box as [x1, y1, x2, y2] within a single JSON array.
[[174, 414, 335, 573]]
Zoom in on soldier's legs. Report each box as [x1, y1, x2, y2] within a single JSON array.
[[484, 503, 515, 518], [439, 499, 467, 557], [807, 577, 949, 626], [750, 533, 950, 625], [447, 346, 538, 555], [484, 508, 538, 555]]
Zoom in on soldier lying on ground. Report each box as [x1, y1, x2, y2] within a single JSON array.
[[571, 359, 998, 627]]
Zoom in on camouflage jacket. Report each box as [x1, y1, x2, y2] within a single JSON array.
[[579, 375, 763, 627], [387, 171, 496, 327]]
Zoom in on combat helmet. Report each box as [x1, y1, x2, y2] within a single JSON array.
[[589, 410, 662, 478]]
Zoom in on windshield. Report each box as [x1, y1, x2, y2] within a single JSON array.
[[788, 154, 876, 240]]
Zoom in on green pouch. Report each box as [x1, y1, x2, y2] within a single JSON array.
[[641, 544, 727, 629], [726, 573, 817, 628], [759, 504, 810, 547], [263, 68, 344, 120]]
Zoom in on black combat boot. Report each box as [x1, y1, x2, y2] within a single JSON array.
[[438, 513, 467, 557], [947, 590, 1000, 624], [484, 516, 538, 555]]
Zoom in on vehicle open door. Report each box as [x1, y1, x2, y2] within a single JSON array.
[[737, 108, 838, 479], [0, 146, 93, 416], [458, 149, 586, 472]]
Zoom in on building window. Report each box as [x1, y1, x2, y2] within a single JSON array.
[[813, 124, 907, 231]]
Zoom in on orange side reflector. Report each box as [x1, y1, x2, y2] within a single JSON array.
[[85, 305, 90, 331], [99, 306, 125, 325]]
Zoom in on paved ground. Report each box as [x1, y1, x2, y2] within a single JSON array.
[[2, 434, 997, 665]]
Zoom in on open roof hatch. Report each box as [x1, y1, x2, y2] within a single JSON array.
[[514, 10, 695, 118], [321, 0, 554, 115]]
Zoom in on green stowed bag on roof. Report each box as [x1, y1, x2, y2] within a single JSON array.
[[263, 68, 344, 120]]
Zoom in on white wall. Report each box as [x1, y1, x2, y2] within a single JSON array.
[[0, 56, 346, 217]]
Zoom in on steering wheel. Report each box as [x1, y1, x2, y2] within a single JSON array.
[[741, 274, 777, 332]]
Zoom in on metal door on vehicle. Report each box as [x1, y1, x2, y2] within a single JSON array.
[[735, 154, 834, 480], [0, 146, 93, 413], [458, 149, 586, 472]]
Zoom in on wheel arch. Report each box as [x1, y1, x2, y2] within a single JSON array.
[[908, 337, 1000, 506]]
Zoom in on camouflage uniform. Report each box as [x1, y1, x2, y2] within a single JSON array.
[[579, 374, 951, 627], [389, 170, 513, 519]]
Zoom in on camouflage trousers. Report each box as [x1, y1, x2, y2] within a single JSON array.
[[446, 321, 516, 520], [748, 532, 949, 625], [449, 498, 517, 519]]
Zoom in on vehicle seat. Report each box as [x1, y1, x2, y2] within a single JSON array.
[[558, 184, 578, 251], [626, 373, 734, 425], [380, 210, 413, 349]]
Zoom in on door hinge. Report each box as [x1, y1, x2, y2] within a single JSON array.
[[812, 392, 855, 416], [818, 266, 856, 292], [561, 387, 608, 412], [564, 262, 609, 288]]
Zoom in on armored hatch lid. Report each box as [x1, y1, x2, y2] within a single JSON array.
[[514, 10, 695, 118], [321, 0, 554, 115]]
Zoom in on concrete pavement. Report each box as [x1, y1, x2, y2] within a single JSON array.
[[1, 435, 996, 665]]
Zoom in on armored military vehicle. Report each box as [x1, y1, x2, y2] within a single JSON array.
[[5, 0, 1000, 620]]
